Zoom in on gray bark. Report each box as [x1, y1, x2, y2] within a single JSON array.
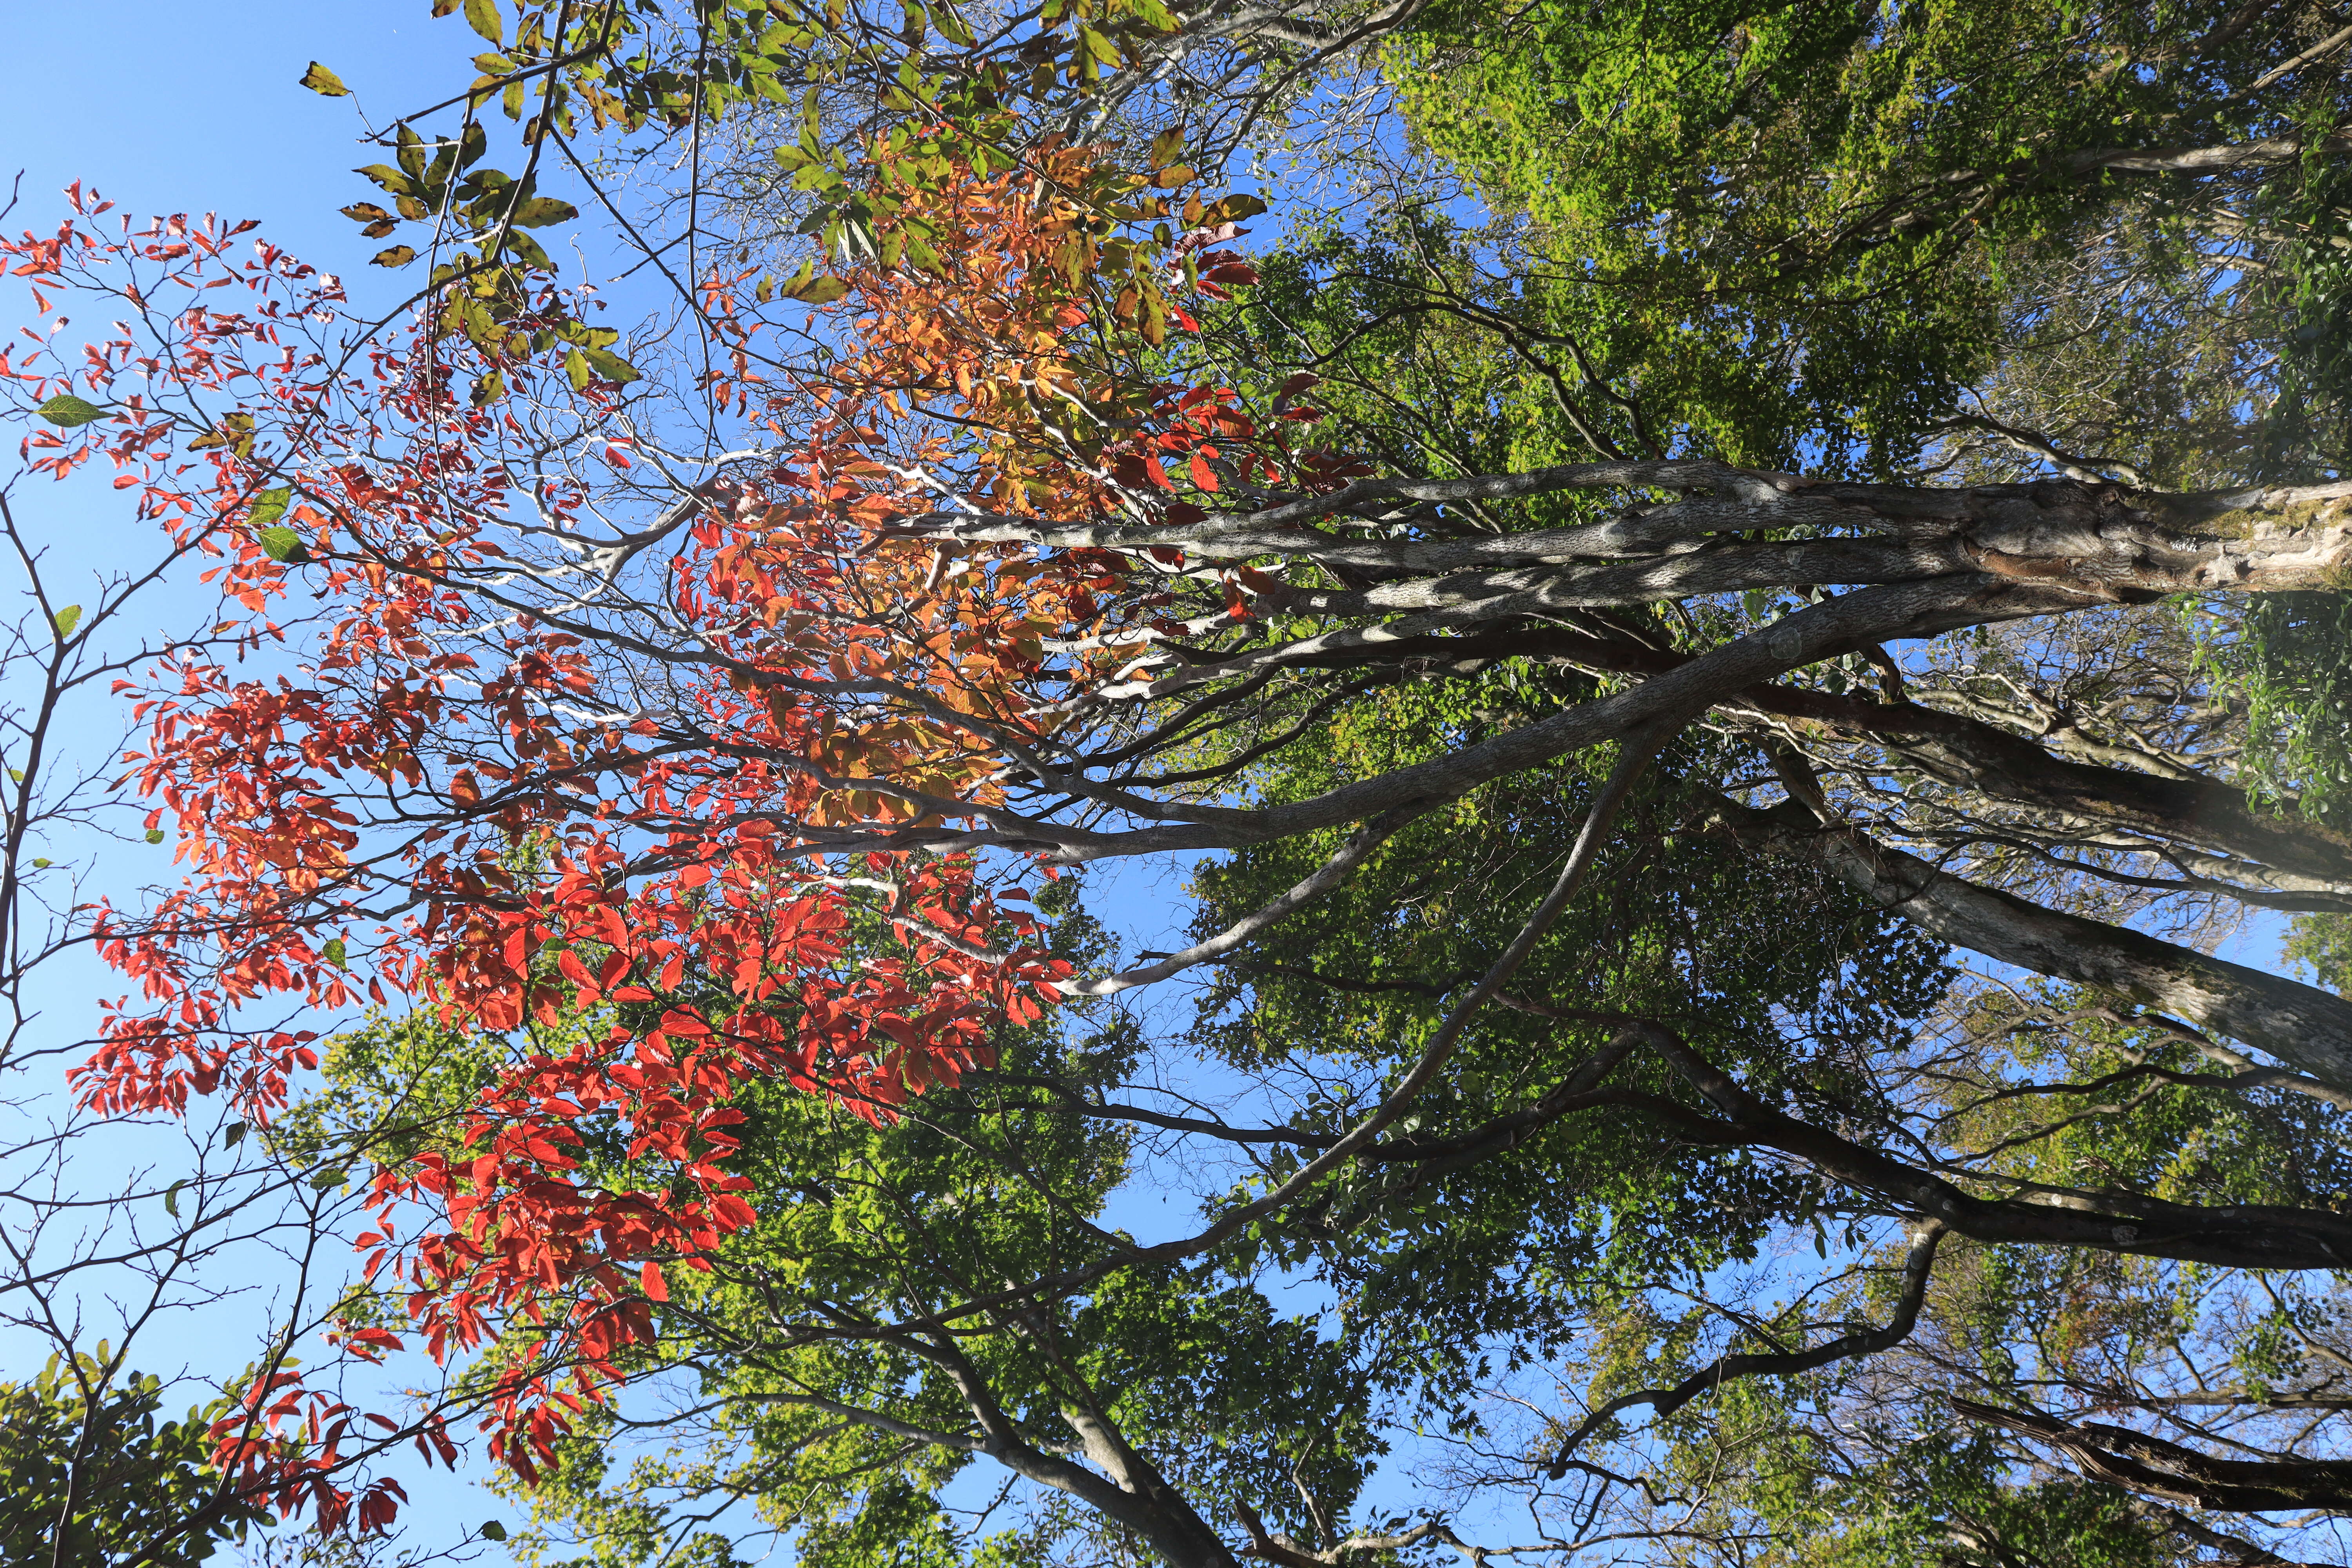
[[1735, 685, 2352, 889], [1716, 798, 2352, 1090]]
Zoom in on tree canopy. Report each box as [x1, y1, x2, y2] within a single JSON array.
[[11, 1, 2352, 1565]]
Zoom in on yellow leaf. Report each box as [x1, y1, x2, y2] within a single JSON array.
[[463, 0, 503, 45]]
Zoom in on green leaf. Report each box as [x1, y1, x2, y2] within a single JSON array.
[[505, 196, 579, 229], [479, 1523, 509, 1543], [579, 347, 642, 385], [163, 1179, 185, 1219], [299, 61, 352, 97], [354, 164, 422, 198], [564, 348, 592, 392], [499, 229, 554, 271], [372, 245, 419, 268], [248, 486, 293, 526], [310, 1169, 349, 1191], [34, 395, 107, 428], [258, 527, 312, 565], [463, 0, 503, 45], [51, 605, 79, 639], [30, 858, 49, 869], [323, 937, 348, 969], [788, 274, 851, 305], [931, 2, 975, 45], [224, 1121, 246, 1149], [144, 829, 165, 844]]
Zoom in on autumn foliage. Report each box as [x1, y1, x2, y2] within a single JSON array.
[[2, 135, 1287, 1519]]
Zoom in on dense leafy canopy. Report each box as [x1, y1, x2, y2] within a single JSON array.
[[1389, 0, 2352, 475], [0, 1354, 270, 1567]]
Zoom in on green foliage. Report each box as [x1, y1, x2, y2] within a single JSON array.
[[1384, 0, 2352, 474], [291, 891, 1381, 1568], [1177, 669, 1952, 1406], [1207, 212, 1645, 501], [2195, 589, 2352, 823], [1960, 989, 2352, 1211], [0, 1352, 267, 1568], [2288, 909, 2352, 995], [1601, 1322, 2171, 1568], [269, 1010, 502, 1176]]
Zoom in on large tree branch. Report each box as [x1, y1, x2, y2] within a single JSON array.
[[915, 1332, 1245, 1568], [1953, 1396, 2352, 1512], [1023, 577, 2062, 864], [1622, 1021, 2352, 1271], [1431, 621, 2352, 889], [1714, 798, 2352, 1090]]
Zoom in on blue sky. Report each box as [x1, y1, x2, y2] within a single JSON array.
[[2, 3, 457, 303]]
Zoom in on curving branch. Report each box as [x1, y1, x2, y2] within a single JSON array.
[[1543, 1220, 1947, 1475]]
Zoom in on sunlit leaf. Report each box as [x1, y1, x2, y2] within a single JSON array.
[[248, 486, 293, 526], [505, 196, 579, 228], [258, 527, 312, 564], [34, 395, 107, 428], [788, 274, 851, 305], [463, 0, 503, 45], [355, 164, 422, 198], [579, 347, 642, 384]]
